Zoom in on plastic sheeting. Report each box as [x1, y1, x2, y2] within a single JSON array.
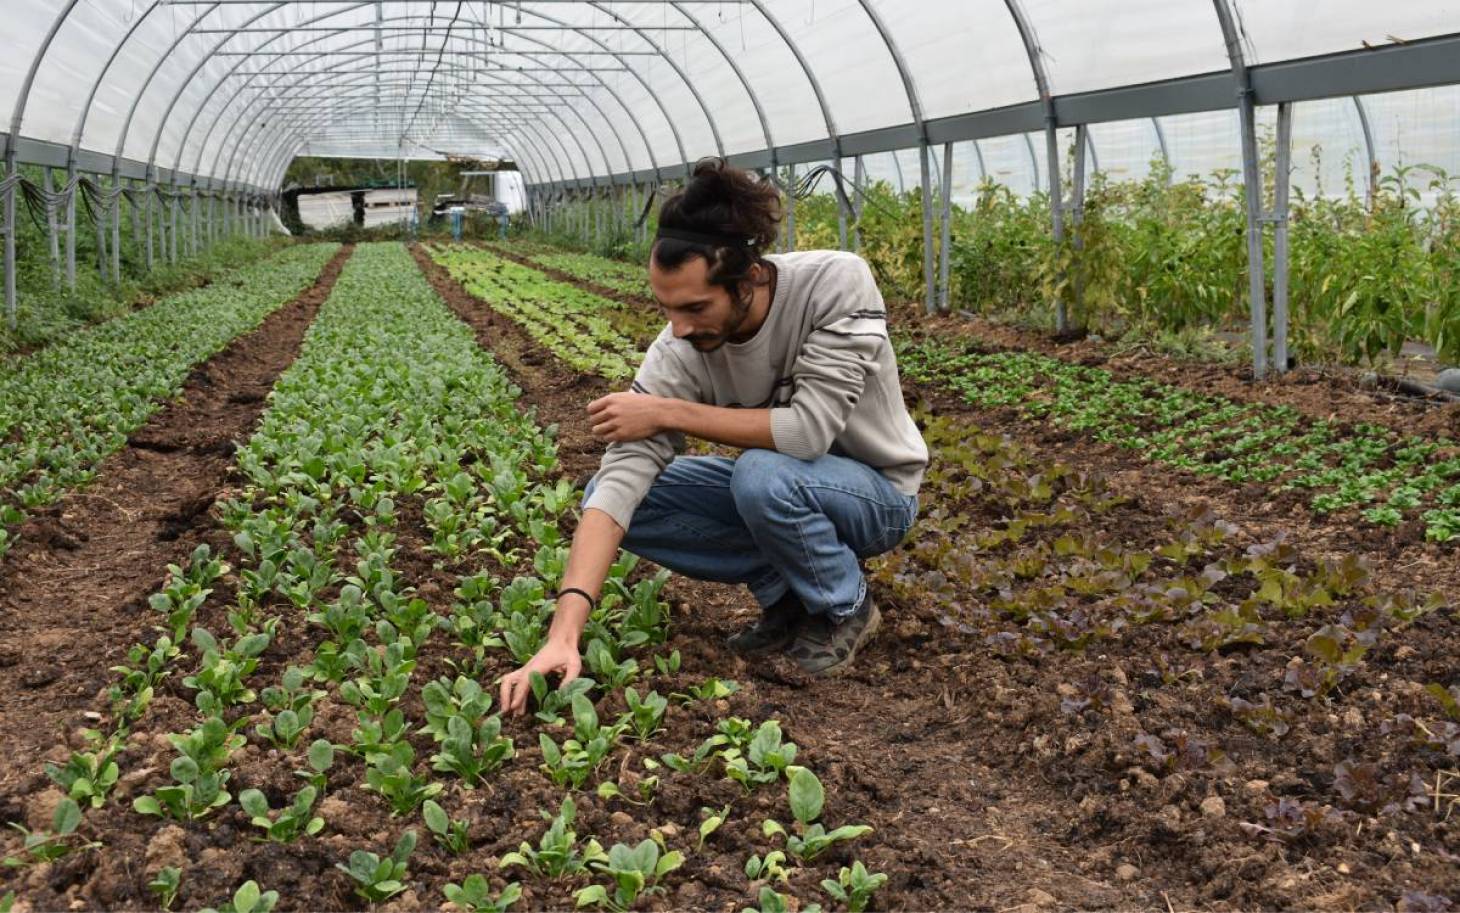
[[2, 1, 1459, 192]]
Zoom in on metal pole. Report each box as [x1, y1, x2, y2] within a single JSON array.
[[3, 157, 15, 330], [1072, 124, 1089, 321], [852, 155, 864, 254], [65, 162, 76, 289], [1045, 120, 1067, 333], [170, 183, 179, 263], [1352, 96, 1379, 209], [44, 168, 60, 289], [938, 141, 954, 313], [1273, 101, 1293, 373], [94, 174, 108, 282], [786, 162, 797, 253], [111, 170, 121, 283], [920, 141, 936, 315], [145, 179, 154, 269], [836, 156, 849, 251]]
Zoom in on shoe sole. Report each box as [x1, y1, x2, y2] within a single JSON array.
[[803, 602, 881, 677]]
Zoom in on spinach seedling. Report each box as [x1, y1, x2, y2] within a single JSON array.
[[45, 730, 121, 809], [622, 688, 668, 742], [499, 797, 606, 878], [442, 875, 522, 913], [430, 713, 514, 786], [148, 867, 181, 911], [3, 797, 97, 866], [528, 671, 595, 725], [364, 743, 443, 815], [422, 799, 470, 854], [238, 784, 325, 842], [820, 861, 889, 913], [744, 850, 790, 884], [761, 767, 873, 862], [574, 839, 684, 912], [337, 831, 417, 904], [199, 880, 278, 913]]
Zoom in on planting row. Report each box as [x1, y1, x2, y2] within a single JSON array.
[[0, 243, 340, 560], [425, 243, 655, 380], [896, 338, 1460, 542], [1, 242, 879, 912]]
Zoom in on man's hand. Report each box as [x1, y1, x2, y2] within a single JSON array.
[[498, 638, 582, 717], [587, 392, 673, 443]]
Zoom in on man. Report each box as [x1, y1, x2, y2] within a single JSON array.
[[499, 158, 927, 716]]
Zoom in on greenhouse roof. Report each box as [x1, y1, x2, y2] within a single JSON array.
[[3, 1, 1460, 193]]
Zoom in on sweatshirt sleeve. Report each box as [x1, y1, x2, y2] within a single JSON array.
[[769, 256, 887, 460], [582, 337, 703, 532]]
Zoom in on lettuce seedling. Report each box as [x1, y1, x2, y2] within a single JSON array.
[[499, 797, 606, 878], [261, 665, 326, 715], [199, 880, 278, 913], [442, 875, 522, 913], [337, 831, 417, 904], [422, 799, 469, 854], [239, 784, 324, 842], [574, 839, 684, 911], [309, 584, 372, 642], [672, 677, 740, 704], [820, 861, 888, 913], [652, 650, 681, 675]]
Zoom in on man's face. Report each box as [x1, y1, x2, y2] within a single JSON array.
[[648, 254, 751, 352]]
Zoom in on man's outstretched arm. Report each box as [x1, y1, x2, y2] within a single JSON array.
[[497, 507, 625, 716], [589, 392, 773, 451]]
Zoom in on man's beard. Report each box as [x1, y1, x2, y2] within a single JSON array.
[[687, 295, 752, 351]]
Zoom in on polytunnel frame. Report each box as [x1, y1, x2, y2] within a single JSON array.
[[2, 3, 1459, 359]]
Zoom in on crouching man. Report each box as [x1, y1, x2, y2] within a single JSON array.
[[499, 158, 928, 714]]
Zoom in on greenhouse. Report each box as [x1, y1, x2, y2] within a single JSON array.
[[2, 2, 1460, 910]]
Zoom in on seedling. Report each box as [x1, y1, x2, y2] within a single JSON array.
[[430, 713, 514, 786], [539, 694, 627, 789], [443, 875, 523, 913], [820, 861, 889, 913], [148, 867, 182, 911], [621, 688, 668, 742], [423, 799, 470, 854], [499, 797, 606, 878], [108, 636, 179, 724], [352, 708, 409, 758], [528, 671, 595, 725], [337, 831, 417, 904], [724, 720, 798, 790], [653, 650, 682, 675], [238, 784, 325, 842], [200, 880, 278, 913], [761, 767, 873, 862], [744, 850, 790, 885], [595, 775, 659, 807], [421, 675, 495, 741], [574, 839, 684, 911], [698, 804, 731, 849], [364, 743, 443, 815], [45, 730, 122, 809], [4, 797, 96, 866], [672, 677, 740, 703], [741, 885, 822, 913], [185, 627, 271, 713]]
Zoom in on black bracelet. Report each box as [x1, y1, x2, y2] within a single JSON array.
[[554, 587, 597, 611]]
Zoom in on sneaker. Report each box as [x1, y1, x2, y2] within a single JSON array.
[[786, 592, 881, 676], [726, 592, 807, 655]]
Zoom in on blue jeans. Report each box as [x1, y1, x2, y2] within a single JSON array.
[[584, 449, 918, 621]]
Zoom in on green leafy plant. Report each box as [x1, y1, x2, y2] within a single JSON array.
[[539, 694, 626, 789], [499, 797, 606, 879], [423, 799, 470, 854], [364, 743, 443, 815], [761, 768, 873, 862], [238, 784, 325, 843], [430, 713, 514, 786], [621, 687, 668, 742], [574, 839, 684, 911], [337, 831, 417, 904], [45, 730, 122, 809], [148, 867, 182, 911], [820, 861, 889, 913], [744, 850, 790, 885], [443, 875, 523, 913], [200, 880, 278, 913], [4, 797, 96, 866]]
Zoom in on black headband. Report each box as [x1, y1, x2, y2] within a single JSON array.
[[653, 226, 753, 248]]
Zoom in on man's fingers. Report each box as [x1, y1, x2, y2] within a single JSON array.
[[562, 655, 582, 687]]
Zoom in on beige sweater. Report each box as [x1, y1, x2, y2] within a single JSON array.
[[583, 249, 929, 531]]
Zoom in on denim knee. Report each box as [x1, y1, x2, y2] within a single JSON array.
[[730, 449, 800, 524]]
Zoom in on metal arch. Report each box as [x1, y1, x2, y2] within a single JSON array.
[[1212, 0, 1271, 379], [68, 1, 169, 161], [1023, 132, 1040, 193], [186, 8, 680, 187], [189, 43, 659, 191], [1352, 95, 1379, 204], [219, 49, 615, 191], [182, 18, 642, 186], [846, 0, 936, 310], [249, 102, 555, 189], [972, 139, 987, 181], [5, 0, 86, 163], [243, 93, 581, 190], [1084, 127, 1099, 174], [220, 52, 601, 191], [209, 53, 611, 192], [666, 1, 775, 158], [735, 0, 842, 157], [247, 98, 566, 190]]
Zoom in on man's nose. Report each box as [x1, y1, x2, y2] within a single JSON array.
[[670, 317, 694, 338]]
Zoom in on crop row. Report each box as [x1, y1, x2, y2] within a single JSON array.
[[895, 338, 1460, 542], [2, 242, 879, 913], [498, 245, 650, 301], [0, 243, 341, 560], [425, 243, 653, 381]]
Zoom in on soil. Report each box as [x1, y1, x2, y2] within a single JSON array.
[[0, 244, 351, 797], [3, 244, 1458, 912]]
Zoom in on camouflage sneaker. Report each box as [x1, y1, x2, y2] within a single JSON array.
[[786, 592, 881, 676], [726, 593, 808, 655]]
